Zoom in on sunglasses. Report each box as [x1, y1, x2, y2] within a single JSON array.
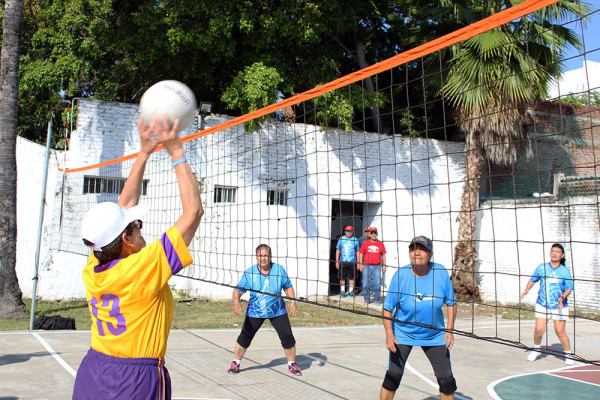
[[344, 230, 353, 232], [130, 220, 143, 230]]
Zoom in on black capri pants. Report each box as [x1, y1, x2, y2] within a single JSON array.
[[383, 343, 457, 395], [236, 313, 296, 349]]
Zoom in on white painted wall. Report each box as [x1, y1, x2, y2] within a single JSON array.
[[15, 99, 599, 313], [547, 60, 600, 98], [16, 99, 467, 301]]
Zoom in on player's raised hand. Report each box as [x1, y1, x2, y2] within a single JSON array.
[[150, 114, 180, 146], [137, 115, 159, 155]]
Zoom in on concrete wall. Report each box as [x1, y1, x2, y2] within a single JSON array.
[[15, 99, 599, 313], [16, 99, 466, 300]]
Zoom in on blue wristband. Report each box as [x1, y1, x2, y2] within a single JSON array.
[[172, 157, 188, 168]]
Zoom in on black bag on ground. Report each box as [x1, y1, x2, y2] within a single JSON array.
[[33, 315, 76, 330]]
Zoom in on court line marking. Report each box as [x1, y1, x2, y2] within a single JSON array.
[[10, 320, 598, 400], [31, 331, 76, 377], [487, 365, 600, 399], [405, 361, 470, 400]]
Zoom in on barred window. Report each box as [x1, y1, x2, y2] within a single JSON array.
[[83, 176, 148, 195], [214, 185, 237, 203], [267, 189, 288, 206]]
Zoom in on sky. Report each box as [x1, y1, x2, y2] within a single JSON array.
[[561, 0, 600, 71]]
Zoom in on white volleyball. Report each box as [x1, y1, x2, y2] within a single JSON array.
[[139, 80, 197, 133]]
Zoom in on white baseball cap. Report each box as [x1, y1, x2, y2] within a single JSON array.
[[81, 202, 148, 251]]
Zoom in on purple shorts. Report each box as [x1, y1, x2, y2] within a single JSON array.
[[72, 348, 171, 400]]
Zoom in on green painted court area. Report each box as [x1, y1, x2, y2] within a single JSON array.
[[494, 373, 600, 400]]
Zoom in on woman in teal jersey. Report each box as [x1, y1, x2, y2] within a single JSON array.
[[521, 243, 574, 364]]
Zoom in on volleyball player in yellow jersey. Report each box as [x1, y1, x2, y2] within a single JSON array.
[[72, 115, 203, 400]]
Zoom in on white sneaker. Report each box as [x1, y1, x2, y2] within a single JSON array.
[[565, 354, 575, 365], [527, 350, 541, 361]]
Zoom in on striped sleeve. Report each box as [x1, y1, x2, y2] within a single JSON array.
[[161, 226, 193, 275]]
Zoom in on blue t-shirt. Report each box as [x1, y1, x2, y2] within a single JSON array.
[[530, 263, 573, 309], [336, 236, 360, 262], [235, 263, 293, 318], [383, 263, 456, 346]]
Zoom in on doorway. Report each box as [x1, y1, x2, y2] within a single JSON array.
[[329, 200, 366, 295]]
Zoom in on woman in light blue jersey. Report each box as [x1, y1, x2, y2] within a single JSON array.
[[521, 243, 574, 364], [227, 244, 302, 376], [380, 236, 457, 400]]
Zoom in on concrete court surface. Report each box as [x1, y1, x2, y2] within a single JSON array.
[[1, 316, 599, 400]]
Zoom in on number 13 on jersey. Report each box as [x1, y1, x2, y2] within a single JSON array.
[[89, 294, 127, 336]]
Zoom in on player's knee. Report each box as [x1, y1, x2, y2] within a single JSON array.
[[281, 335, 296, 349], [437, 376, 457, 395], [237, 335, 252, 349], [382, 371, 403, 392]]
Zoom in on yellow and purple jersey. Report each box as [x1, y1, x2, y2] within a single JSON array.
[[82, 226, 192, 359]]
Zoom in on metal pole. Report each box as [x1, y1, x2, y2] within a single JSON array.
[[29, 120, 53, 330]]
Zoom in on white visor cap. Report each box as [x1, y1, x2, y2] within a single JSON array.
[[81, 202, 148, 251]]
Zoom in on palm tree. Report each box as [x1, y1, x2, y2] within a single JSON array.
[[439, 0, 586, 301], [0, 0, 26, 318]]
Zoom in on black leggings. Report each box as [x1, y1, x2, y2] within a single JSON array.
[[236, 313, 296, 349], [385, 344, 456, 394]]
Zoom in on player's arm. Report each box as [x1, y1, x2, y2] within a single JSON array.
[[383, 309, 398, 352], [118, 116, 159, 208], [284, 286, 297, 317], [557, 289, 572, 310], [154, 116, 203, 246], [382, 254, 387, 273], [233, 289, 243, 315], [444, 303, 456, 349], [357, 249, 364, 271], [335, 249, 340, 269], [520, 279, 536, 299]]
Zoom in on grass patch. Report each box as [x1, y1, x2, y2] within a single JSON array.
[[169, 299, 380, 329], [0, 298, 379, 331], [0, 298, 91, 331]]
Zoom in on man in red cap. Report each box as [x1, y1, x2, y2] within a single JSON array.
[[335, 225, 361, 297], [358, 227, 387, 304]]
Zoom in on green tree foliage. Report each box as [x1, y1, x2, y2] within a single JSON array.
[[310, 84, 389, 132], [12, 0, 438, 144], [557, 91, 600, 107], [221, 62, 284, 132]]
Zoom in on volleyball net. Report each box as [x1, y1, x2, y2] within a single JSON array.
[[49, 0, 599, 364]]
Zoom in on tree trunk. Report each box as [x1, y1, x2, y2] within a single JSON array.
[[451, 136, 484, 302], [354, 41, 382, 133], [0, 0, 26, 318]]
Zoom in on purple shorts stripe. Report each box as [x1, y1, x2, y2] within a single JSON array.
[[72, 348, 170, 400], [94, 259, 121, 273], [161, 232, 184, 275]]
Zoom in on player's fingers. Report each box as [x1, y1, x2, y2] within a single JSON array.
[[171, 119, 180, 135], [138, 115, 148, 130]]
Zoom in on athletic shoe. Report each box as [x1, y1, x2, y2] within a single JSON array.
[[527, 350, 541, 362], [228, 361, 240, 374], [288, 362, 302, 376], [347, 292, 355, 297], [565, 354, 575, 365], [340, 291, 347, 297]]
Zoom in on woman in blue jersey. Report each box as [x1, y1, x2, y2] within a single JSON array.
[[521, 243, 574, 364], [380, 236, 457, 400], [228, 244, 302, 376]]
